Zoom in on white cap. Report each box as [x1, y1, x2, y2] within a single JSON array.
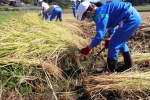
[[38, 0, 43, 3], [77, 2, 90, 20], [78, 0, 81, 1]]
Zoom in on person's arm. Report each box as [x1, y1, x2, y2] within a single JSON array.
[[107, 27, 116, 37], [42, 7, 45, 13], [89, 14, 109, 48], [76, 4, 78, 9], [42, 12, 46, 20], [80, 14, 109, 55], [41, 3, 45, 13], [72, 4, 76, 9]]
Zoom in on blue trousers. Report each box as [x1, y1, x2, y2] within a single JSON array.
[[108, 7, 141, 60], [50, 7, 62, 22], [45, 13, 50, 21], [72, 9, 76, 18]]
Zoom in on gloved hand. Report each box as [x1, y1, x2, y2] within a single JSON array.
[[80, 46, 91, 55], [105, 38, 110, 48]]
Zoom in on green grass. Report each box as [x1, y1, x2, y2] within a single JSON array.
[[134, 5, 150, 12], [0, 9, 72, 24], [2, 3, 150, 24], [62, 8, 72, 13], [0, 11, 30, 24], [0, 11, 16, 24], [1, 3, 150, 24]]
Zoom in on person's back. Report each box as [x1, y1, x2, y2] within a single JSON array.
[[44, 5, 62, 22], [42, 2, 49, 11], [45, 5, 59, 15], [94, 2, 132, 28]]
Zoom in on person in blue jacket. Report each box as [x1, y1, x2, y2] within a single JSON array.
[[76, 0, 81, 10], [72, 0, 77, 18], [77, 1, 141, 72]]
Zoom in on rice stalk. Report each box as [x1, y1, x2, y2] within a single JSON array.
[[0, 12, 87, 75], [82, 71, 150, 99], [0, 87, 2, 100], [39, 57, 58, 100]]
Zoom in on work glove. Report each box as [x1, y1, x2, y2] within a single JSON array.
[[80, 46, 91, 55], [104, 38, 110, 49]]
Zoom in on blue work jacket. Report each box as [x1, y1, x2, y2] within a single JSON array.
[[90, 2, 132, 48]]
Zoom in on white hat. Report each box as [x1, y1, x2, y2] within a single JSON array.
[[77, 2, 90, 20], [78, 0, 81, 1], [38, 0, 43, 3]]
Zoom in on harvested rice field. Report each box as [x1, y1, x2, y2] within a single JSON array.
[[0, 11, 150, 100]]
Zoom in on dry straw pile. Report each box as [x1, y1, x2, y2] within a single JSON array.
[[80, 71, 150, 99], [0, 12, 87, 79]]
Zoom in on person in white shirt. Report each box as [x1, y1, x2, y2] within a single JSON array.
[[38, 0, 50, 21]]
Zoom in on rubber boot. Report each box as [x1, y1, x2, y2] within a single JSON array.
[[117, 51, 132, 72], [107, 58, 117, 72]]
